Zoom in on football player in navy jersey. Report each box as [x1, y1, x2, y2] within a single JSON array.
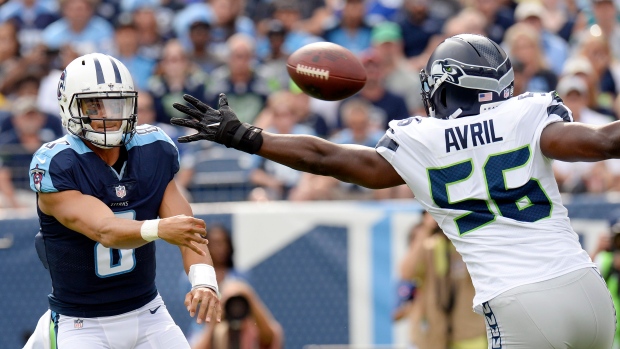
[[24, 53, 220, 349], [172, 34, 618, 348]]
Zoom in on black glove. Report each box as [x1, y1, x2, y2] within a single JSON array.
[[171, 93, 263, 154]]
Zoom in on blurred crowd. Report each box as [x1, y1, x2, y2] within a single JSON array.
[[2, 0, 620, 209]]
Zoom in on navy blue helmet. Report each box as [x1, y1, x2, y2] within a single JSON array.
[[420, 34, 514, 119]]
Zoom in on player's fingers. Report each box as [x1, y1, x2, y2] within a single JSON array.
[[204, 296, 219, 323], [191, 218, 206, 228], [178, 134, 205, 143], [218, 93, 230, 110], [189, 292, 201, 318], [215, 298, 222, 322], [183, 94, 215, 114], [196, 294, 211, 323], [170, 117, 199, 128], [184, 292, 193, 311], [186, 241, 206, 256], [172, 103, 205, 121]]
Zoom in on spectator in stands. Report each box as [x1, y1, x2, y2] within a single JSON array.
[[589, 0, 620, 61], [205, 34, 271, 125], [0, 96, 54, 208], [132, 7, 167, 60], [554, 75, 615, 193], [249, 91, 315, 201], [410, 7, 487, 72], [174, 0, 255, 61], [561, 55, 614, 117], [396, 211, 487, 349], [514, 1, 569, 76], [256, 19, 290, 92], [1, 75, 64, 138], [576, 32, 620, 114], [322, 0, 372, 55], [41, 0, 115, 55], [188, 21, 221, 74], [371, 21, 424, 116], [250, 0, 330, 38], [503, 23, 557, 93], [113, 20, 155, 91], [289, 84, 330, 139], [290, 98, 385, 201], [36, 44, 79, 117], [267, 0, 324, 56], [0, 0, 58, 54], [147, 39, 207, 124], [394, 0, 444, 58], [471, 0, 514, 45], [0, 22, 21, 100], [339, 49, 409, 131], [208, 0, 256, 57]]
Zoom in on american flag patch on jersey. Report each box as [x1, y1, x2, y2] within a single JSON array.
[[74, 319, 83, 329], [478, 92, 493, 102]]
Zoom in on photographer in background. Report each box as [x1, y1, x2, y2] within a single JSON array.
[[592, 211, 620, 349], [396, 211, 486, 349], [191, 279, 283, 349], [187, 225, 283, 349]]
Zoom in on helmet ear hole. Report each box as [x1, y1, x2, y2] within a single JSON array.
[[440, 88, 447, 108]]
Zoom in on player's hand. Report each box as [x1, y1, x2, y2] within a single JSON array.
[[171, 93, 263, 154], [185, 287, 221, 324], [157, 215, 208, 256]]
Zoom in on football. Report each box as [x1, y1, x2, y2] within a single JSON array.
[[286, 42, 367, 101]]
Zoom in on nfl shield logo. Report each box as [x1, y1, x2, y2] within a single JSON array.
[[74, 319, 83, 329], [115, 185, 126, 198]]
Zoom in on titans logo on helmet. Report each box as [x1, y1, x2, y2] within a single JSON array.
[[57, 70, 67, 101]]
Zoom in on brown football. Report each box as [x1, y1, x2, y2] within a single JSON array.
[[286, 42, 367, 101]]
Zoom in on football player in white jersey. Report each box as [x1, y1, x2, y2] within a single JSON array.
[[171, 34, 616, 348]]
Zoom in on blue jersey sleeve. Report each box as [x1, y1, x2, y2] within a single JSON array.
[[29, 138, 81, 193]]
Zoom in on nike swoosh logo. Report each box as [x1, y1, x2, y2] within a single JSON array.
[[149, 305, 161, 314], [36, 156, 46, 164]]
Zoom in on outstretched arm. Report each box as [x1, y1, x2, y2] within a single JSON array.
[[171, 93, 405, 189], [258, 132, 405, 189], [541, 121, 620, 161]]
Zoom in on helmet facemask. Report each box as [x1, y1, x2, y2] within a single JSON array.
[[66, 92, 137, 149]]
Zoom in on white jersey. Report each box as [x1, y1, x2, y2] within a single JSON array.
[[377, 92, 595, 309]]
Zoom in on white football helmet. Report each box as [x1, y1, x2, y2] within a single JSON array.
[[57, 53, 138, 148]]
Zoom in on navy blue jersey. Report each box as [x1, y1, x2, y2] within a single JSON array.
[[29, 125, 180, 317]]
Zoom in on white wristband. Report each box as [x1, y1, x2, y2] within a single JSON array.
[[189, 264, 219, 296], [140, 219, 160, 242]]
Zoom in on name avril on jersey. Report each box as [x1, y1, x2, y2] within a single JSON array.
[[445, 119, 503, 153]]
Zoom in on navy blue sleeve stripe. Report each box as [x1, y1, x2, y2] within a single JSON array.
[[109, 57, 122, 84], [93, 57, 105, 84], [547, 104, 572, 122], [376, 134, 399, 152]]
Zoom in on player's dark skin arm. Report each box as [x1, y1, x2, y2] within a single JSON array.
[[541, 121, 620, 161], [258, 133, 406, 189]]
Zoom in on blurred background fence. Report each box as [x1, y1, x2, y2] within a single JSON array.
[[0, 197, 615, 349]]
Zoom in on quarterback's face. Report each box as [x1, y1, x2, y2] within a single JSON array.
[[80, 98, 123, 131]]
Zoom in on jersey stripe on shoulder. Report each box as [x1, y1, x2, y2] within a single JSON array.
[[547, 91, 573, 122], [376, 133, 400, 152], [127, 125, 176, 149]]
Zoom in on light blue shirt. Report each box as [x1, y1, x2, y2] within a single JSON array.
[[541, 31, 569, 76], [42, 16, 114, 54]]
